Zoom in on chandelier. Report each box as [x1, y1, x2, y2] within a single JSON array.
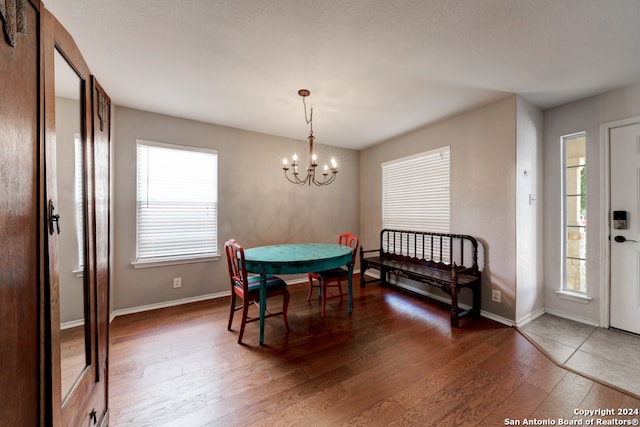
[[282, 89, 338, 186]]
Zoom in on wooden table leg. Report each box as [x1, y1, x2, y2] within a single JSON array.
[[259, 272, 266, 345]]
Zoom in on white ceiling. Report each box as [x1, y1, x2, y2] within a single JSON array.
[[44, 0, 640, 150]]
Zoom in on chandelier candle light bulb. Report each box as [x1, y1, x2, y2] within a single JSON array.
[[282, 89, 339, 186]]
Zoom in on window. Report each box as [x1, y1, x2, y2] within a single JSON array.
[[134, 140, 218, 267], [382, 146, 450, 257], [562, 132, 587, 293]]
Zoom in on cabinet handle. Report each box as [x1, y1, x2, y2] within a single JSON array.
[[48, 199, 61, 235], [89, 408, 97, 425]]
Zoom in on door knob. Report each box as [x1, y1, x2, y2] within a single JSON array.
[[614, 235, 637, 243]]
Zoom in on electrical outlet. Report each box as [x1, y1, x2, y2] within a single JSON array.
[[491, 289, 501, 303], [173, 277, 182, 289]]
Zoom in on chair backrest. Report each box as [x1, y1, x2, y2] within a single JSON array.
[[338, 232, 359, 264], [225, 239, 248, 293]]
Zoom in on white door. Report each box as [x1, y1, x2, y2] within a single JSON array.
[[610, 122, 640, 334]]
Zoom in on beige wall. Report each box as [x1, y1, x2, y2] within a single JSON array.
[[360, 96, 518, 322], [112, 106, 359, 312], [113, 80, 640, 325], [515, 96, 545, 323]]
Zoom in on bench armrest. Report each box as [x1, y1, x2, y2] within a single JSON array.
[[360, 248, 380, 256]]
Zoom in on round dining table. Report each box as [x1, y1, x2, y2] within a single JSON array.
[[244, 243, 354, 345]]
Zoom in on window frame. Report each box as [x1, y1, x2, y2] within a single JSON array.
[[133, 139, 219, 268], [560, 131, 588, 294]]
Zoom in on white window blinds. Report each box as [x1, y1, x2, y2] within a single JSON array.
[[136, 140, 218, 263], [74, 133, 84, 269], [382, 146, 450, 233]]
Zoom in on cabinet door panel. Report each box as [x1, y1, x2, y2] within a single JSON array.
[[92, 77, 111, 383], [47, 11, 110, 427], [0, 1, 41, 425]]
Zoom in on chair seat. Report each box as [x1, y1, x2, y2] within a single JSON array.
[[226, 239, 290, 344], [312, 267, 348, 280], [242, 275, 287, 293]]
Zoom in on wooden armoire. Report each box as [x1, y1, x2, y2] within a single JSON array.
[[1, 1, 111, 425]]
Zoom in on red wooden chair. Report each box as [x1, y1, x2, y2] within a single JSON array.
[[225, 239, 290, 344], [307, 232, 359, 317]]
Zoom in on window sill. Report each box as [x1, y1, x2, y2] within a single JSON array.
[[132, 255, 219, 269], [555, 290, 592, 304]]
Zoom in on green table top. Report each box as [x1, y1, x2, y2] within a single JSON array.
[[244, 243, 353, 275], [244, 243, 355, 344]]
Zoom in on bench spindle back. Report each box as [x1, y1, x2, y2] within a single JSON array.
[[380, 229, 478, 274]]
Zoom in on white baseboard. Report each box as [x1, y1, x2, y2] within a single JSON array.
[[61, 319, 85, 330], [543, 307, 601, 327], [480, 310, 514, 327], [110, 291, 229, 323], [514, 307, 546, 328]]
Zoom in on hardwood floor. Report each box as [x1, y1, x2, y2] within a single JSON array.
[[109, 279, 640, 426], [60, 325, 87, 400]]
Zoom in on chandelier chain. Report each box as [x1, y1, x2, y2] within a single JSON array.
[[302, 95, 313, 136]]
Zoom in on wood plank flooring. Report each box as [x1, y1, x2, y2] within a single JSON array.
[[109, 279, 640, 426]]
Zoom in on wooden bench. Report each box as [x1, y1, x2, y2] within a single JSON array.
[[360, 229, 481, 327]]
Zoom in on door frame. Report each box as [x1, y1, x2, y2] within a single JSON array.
[[599, 116, 640, 328]]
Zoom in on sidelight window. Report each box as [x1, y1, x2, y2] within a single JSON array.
[[562, 132, 587, 293]]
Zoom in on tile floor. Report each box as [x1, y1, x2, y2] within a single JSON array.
[[518, 313, 640, 398]]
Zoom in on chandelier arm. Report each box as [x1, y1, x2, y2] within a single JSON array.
[[285, 174, 305, 185], [311, 170, 338, 186], [284, 168, 310, 185]]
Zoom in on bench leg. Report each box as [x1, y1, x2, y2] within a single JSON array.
[[450, 311, 460, 328], [360, 265, 387, 288], [450, 284, 460, 328]]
